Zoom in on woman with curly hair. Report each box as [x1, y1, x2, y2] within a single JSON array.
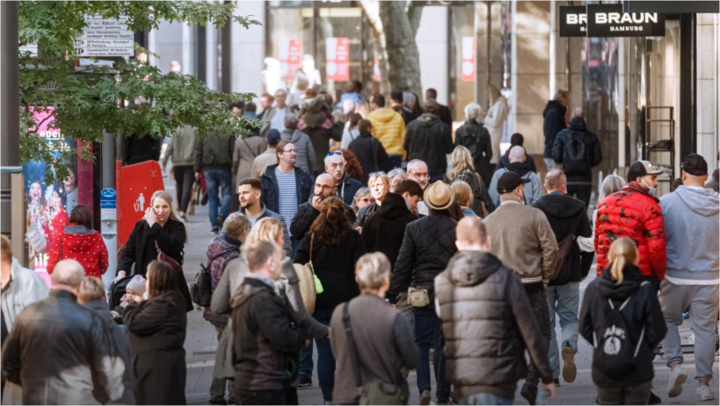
[[331, 148, 363, 183]]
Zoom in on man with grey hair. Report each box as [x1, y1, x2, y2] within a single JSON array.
[[2, 259, 125, 405], [455, 102, 494, 184], [551, 107, 602, 209], [280, 114, 315, 175], [489, 146, 544, 207], [329, 252, 419, 405], [325, 151, 362, 206]]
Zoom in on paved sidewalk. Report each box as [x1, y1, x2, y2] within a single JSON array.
[[177, 188, 718, 405]]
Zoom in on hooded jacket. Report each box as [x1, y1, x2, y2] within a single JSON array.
[[336, 171, 363, 206], [363, 193, 419, 271], [659, 186, 719, 281], [533, 193, 595, 285], [299, 95, 331, 129], [595, 183, 666, 280], [46, 223, 109, 278], [280, 129, 316, 175], [488, 164, 544, 208], [404, 114, 454, 178], [454, 119, 494, 183], [435, 251, 554, 400], [348, 131, 390, 185], [543, 100, 567, 158], [579, 264, 667, 387], [161, 125, 197, 168], [207, 234, 243, 291], [495, 148, 537, 173], [368, 108, 407, 159], [551, 117, 602, 185]]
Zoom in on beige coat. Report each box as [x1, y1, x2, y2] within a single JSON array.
[[251, 148, 278, 179], [232, 135, 267, 188]]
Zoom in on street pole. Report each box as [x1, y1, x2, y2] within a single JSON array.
[[1, 2, 20, 237]]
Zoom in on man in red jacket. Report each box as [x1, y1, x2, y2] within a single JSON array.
[[595, 160, 666, 288]]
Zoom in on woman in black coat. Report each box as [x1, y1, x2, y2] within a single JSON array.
[[124, 260, 188, 405], [348, 119, 389, 185], [294, 196, 366, 403]]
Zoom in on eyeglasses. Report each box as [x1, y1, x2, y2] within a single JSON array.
[[327, 151, 343, 157], [281, 148, 296, 154], [357, 198, 372, 203]]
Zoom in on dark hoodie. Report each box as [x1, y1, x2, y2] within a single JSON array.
[[551, 117, 602, 185], [543, 100, 567, 158], [336, 171, 363, 206], [495, 147, 537, 173], [435, 251, 553, 400], [533, 193, 594, 285], [363, 193, 419, 271], [404, 113, 454, 178], [348, 131, 390, 185], [579, 264, 667, 388]]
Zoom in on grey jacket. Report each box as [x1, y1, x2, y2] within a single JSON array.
[[488, 166, 544, 208], [659, 186, 720, 281], [281, 129, 316, 175], [232, 135, 267, 188], [1, 258, 49, 332], [211, 257, 328, 379], [260, 106, 293, 136], [162, 125, 197, 167]]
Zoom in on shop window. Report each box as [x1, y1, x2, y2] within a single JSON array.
[[449, 4, 476, 123]]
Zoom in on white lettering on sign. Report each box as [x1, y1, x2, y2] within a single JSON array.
[[566, 14, 587, 25], [595, 12, 659, 25]]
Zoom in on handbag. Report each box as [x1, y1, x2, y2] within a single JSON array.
[[296, 234, 324, 314], [343, 303, 405, 405], [407, 286, 430, 308], [155, 240, 183, 274]]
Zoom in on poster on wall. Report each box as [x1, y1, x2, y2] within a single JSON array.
[[461, 36, 475, 82], [22, 107, 92, 274], [279, 38, 302, 81], [325, 37, 350, 82]]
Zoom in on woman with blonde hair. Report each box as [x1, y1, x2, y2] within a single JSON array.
[[579, 238, 666, 405], [451, 181, 477, 217], [578, 174, 626, 252], [443, 146, 492, 217]]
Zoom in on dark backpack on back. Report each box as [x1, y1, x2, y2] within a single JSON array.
[[459, 125, 481, 159], [190, 263, 212, 307], [550, 233, 575, 285], [592, 282, 648, 376], [563, 132, 588, 174]]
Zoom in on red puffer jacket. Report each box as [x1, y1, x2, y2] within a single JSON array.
[[594, 183, 666, 280], [47, 223, 109, 278]]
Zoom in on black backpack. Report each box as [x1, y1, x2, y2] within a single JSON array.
[[563, 132, 588, 174], [592, 282, 648, 376], [459, 126, 481, 159], [190, 263, 212, 307]]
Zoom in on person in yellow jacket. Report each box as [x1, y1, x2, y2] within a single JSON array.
[[368, 94, 406, 168]]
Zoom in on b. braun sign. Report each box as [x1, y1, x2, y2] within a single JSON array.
[[560, 4, 665, 38]]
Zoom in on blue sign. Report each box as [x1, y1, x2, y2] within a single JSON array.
[[100, 188, 117, 209]]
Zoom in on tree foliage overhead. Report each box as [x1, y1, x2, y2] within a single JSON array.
[[18, 1, 260, 183]]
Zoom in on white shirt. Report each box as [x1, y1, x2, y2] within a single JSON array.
[[271, 108, 287, 132]]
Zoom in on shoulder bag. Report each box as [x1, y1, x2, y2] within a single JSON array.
[[155, 240, 183, 274], [343, 302, 405, 405], [295, 233, 324, 314]]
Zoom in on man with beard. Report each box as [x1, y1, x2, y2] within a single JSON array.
[[290, 173, 356, 240], [237, 178, 292, 258]]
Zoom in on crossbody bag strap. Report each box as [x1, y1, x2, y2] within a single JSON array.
[[241, 137, 259, 159], [310, 233, 314, 265], [342, 302, 363, 393]]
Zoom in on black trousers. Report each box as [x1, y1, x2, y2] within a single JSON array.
[[567, 184, 592, 209], [236, 388, 298, 405], [174, 165, 194, 213]]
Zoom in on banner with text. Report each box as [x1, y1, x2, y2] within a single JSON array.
[[325, 37, 350, 82]]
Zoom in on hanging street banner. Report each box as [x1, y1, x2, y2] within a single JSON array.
[[325, 37, 350, 82], [279, 38, 302, 80], [74, 15, 134, 57], [587, 4, 665, 37], [461, 36, 475, 82]]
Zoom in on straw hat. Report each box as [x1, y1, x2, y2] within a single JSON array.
[[423, 181, 455, 210]]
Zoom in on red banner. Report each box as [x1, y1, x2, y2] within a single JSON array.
[[461, 36, 475, 82], [325, 37, 350, 82], [117, 160, 165, 250], [279, 38, 302, 81]]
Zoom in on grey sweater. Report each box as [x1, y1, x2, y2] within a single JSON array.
[[659, 186, 719, 281], [280, 129, 316, 175], [161, 125, 196, 167]]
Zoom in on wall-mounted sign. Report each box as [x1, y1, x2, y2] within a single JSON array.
[[74, 15, 134, 57], [559, 6, 587, 38], [325, 37, 350, 82], [587, 4, 665, 37], [624, 1, 719, 14], [461, 36, 475, 82], [279, 38, 302, 80]]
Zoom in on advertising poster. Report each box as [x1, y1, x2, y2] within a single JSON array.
[[325, 37, 350, 82], [279, 38, 302, 81], [461, 36, 475, 82]]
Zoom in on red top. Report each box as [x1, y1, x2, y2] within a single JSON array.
[[46, 223, 109, 278]]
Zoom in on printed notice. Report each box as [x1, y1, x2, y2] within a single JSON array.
[[74, 15, 134, 57]]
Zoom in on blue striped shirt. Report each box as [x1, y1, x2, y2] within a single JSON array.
[[275, 167, 298, 236]]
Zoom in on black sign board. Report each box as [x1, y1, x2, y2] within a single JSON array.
[[587, 4, 665, 37], [559, 6, 588, 37], [624, 1, 719, 14]]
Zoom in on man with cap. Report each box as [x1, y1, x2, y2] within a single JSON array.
[[484, 172, 558, 404], [595, 160, 666, 288], [488, 145, 544, 208], [390, 181, 458, 405], [251, 129, 281, 179], [658, 154, 719, 401]]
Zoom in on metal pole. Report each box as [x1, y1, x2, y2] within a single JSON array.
[[1, 1, 20, 237], [221, 0, 232, 94]]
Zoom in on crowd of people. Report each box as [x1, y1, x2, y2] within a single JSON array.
[[1, 82, 719, 406]]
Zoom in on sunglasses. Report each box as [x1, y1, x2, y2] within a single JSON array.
[[327, 151, 343, 157]]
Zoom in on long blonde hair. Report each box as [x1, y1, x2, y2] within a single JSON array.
[[449, 145, 474, 177], [451, 180, 473, 208], [245, 217, 285, 258], [150, 190, 188, 243], [607, 238, 638, 285]]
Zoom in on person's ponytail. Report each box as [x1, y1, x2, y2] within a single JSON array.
[[607, 238, 638, 285]]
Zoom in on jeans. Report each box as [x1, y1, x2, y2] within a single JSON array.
[[210, 324, 234, 403], [204, 168, 232, 229], [660, 280, 719, 381], [460, 392, 513, 405], [543, 158, 556, 171], [299, 337, 314, 379], [173, 165, 194, 213], [596, 380, 652, 405], [546, 282, 580, 379], [525, 289, 552, 387], [313, 307, 335, 401], [235, 388, 298, 405], [291, 237, 302, 261], [414, 302, 451, 402], [567, 185, 592, 209]]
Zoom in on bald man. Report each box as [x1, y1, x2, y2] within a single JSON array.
[[489, 145, 544, 207], [290, 173, 357, 239], [2, 259, 125, 405]]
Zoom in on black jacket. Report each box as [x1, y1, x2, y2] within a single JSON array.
[[355, 201, 380, 228], [124, 293, 188, 405], [118, 219, 186, 277], [435, 252, 553, 400], [294, 229, 366, 312], [194, 133, 235, 171], [336, 172, 364, 206], [404, 114, 454, 178], [348, 132, 390, 185], [551, 117, 602, 185], [260, 164, 313, 216], [389, 212, 457, 302], [2, 291, 126, 405], [532, 193, 594, 285], [394, 106, 419, 125], [125, 133, 162, 165], [579, 265, 667, 387], [305, 123, 343, 173], [289, 198, 357, 240], [231, 277, 306, 391], [495, 148, 537, 173], [363, 193, 419, 274], [437, 103, 453, 128], [454, 119, 493, 173], [543, 100, 567, 158]]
